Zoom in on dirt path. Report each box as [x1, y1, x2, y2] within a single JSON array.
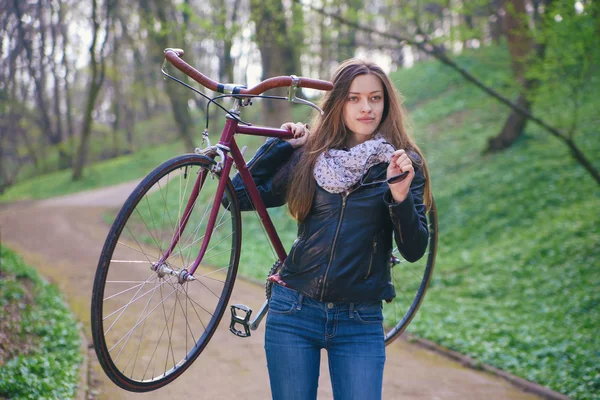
[[0, 183, 541, 400]]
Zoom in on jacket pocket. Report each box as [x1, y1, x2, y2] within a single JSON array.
[[364, 236, 378, 280]]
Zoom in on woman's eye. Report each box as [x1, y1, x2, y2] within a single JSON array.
[[371, 96, 382, 101], [348, 96, 358, 102]]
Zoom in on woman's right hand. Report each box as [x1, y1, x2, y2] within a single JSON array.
[[281, 122, 310, 148]]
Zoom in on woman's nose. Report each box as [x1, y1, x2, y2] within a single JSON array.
[[360, 99, 372, 112]]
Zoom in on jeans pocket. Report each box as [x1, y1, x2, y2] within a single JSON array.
[[354, 303, 384, 325], [268, 294, 297, 315]]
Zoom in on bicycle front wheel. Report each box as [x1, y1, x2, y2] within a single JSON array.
[[91, 154, 241, 392], [383, 198, 438, 344]]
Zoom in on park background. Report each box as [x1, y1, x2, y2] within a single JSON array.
[[0, 0, 598, 398]]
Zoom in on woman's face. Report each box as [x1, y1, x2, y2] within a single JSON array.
[[342, 74, 385, 147]]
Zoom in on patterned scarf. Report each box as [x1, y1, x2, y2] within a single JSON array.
[[313, 133, 394, 193]]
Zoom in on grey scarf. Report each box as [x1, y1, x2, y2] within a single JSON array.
[[313, 133, 393, 193]]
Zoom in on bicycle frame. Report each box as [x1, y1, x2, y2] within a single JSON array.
[[154, 101, 294, 329]]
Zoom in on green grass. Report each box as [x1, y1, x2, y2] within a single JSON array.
[[0, 141, 184, 202], [0, 247, 83, 399], [390, 49, 599, 399], [1, 46, 598, 398]]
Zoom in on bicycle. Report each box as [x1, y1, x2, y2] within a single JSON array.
[[91, 48, 438, 392]]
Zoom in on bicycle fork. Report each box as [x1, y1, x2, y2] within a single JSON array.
[[152, 155, 231, 280]]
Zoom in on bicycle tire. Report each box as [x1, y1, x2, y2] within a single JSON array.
[[383, 198, 438, 344], [91, 154, 241, 392]]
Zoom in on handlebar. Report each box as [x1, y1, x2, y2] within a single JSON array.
[[164, 48, 333, 95]]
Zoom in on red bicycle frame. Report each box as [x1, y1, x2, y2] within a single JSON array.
[[156, 106, 294, 277]]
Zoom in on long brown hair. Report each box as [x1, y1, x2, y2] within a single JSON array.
[[287, 59, 432, 222]]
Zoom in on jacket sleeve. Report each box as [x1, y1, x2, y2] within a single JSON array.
[[226, 138, 295, 211], [383, 166, 429, 262]]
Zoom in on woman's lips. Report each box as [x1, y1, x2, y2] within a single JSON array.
[[358, 118, 375, 123]]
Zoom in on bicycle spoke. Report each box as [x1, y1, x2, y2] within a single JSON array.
[[119, 277, 164, 373], [109, 283, 178, 354], [104, 282, 147, 301], [92, 157, 241, 389], [114, 240, 160, 262], [104, 276, 167, 330], [175, 203, 231, 258], [134, 206, 163, 257]]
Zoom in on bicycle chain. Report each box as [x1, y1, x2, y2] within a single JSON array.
[[265, 260, 282, 301]]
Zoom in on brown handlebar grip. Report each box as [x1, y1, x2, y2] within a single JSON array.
[[241, 76, 333, 95], [298, 77, 333, 91], [164, 48, 219, 92]]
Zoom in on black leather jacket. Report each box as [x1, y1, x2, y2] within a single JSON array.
[[231, 138, 429, 302]]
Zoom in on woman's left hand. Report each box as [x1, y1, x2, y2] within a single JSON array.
[[387, 149, 414, 202], [281, 122, 310, 148]]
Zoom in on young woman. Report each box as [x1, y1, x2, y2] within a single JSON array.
[[231, 59, 432, 400]]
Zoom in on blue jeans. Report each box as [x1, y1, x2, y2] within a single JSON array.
[[265, 284, 386, 400]]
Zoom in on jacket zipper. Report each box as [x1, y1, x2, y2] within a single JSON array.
[[319, 191, 348, 300], [291, 239, 300, 264], [291, 226, 304, 264], [364, 237, 378, 279]]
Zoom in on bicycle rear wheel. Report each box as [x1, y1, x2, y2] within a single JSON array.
[[383, 198, 437, 344], [91, 154, 241, 392]]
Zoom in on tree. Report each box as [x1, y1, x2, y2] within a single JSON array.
[[138, 0, 196, 151], [12, 0, 73, 170], [485, 0, 539, 152], [72, 0, 115, 180], [250, 0, 303, 127]]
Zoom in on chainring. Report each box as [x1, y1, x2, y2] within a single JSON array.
[[265, 260, 282, 300]]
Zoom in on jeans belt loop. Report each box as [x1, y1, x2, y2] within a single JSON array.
[[349, 302, 355, 318], [296, 293, 304, 310]]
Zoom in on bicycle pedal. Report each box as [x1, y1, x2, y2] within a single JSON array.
[[230, 304, 252, 338]]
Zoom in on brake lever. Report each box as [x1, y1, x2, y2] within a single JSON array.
[[288, 75, 324, 115], [291, 96, 324, 115]]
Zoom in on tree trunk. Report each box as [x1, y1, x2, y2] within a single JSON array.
[[485, 0, 534, 151], [337, 0, 362, 61], [139, 0, 196, 151], [250, 0, 294, 127], [73, 85, 101, 179], [72, 0, 111, 180], [489, 0, 503, 43], [486, 93, 530, 151], [13, 0, 63, 166], [125, 106, 135, 154]]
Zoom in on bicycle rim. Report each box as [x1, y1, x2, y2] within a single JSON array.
[[91, 154, 241, 391], [383, 198, 438, 344]]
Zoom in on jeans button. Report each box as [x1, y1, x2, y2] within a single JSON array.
[[327, 303, 334, 309]]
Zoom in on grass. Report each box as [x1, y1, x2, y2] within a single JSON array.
[[0, 246, 83, 399], [389, 48, 600, 399], [1, 45, 598, 398]]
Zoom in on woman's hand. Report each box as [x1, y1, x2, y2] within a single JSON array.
[[281, 122, 310, 148], [387, 149, 414, 203]]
